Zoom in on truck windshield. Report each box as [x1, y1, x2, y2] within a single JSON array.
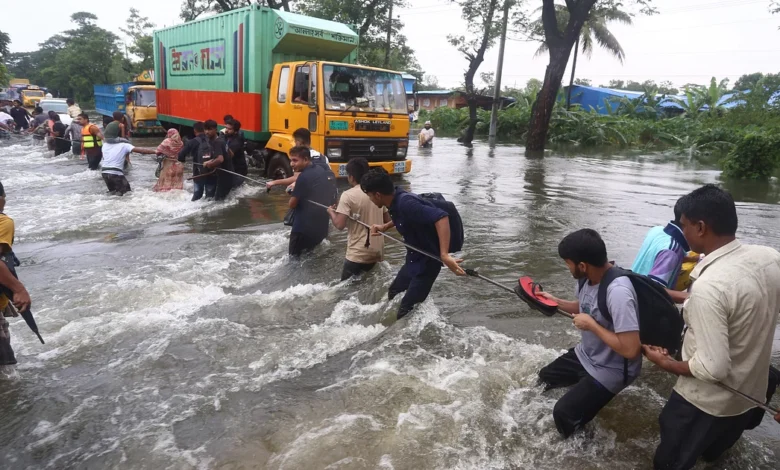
[[323, 65, 407, 114], [135, 89, 156, 107], [25, 90, 44, 97]]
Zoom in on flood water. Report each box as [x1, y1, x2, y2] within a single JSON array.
[[0, 133, 779, 469]]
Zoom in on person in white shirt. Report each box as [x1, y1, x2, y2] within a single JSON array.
[[100, 122, 158, 196], [643, 184, 780, 470], [0, 110, 13, 132], [418, 121, 434, 148]]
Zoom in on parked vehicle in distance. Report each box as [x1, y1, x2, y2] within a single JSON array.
[[39, 99, 73, 126]]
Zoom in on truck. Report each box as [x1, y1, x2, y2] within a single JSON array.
[[153, 5, 411, 180], [17, 84, 45, 108], [94, 70, 165, 135]]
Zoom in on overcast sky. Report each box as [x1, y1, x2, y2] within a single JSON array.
[[6, 0, 779, 90]]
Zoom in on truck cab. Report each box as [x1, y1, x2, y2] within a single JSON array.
[[125, 85, 164, 135], [264, 61, 410, 179], [21, 86, 45, 108]]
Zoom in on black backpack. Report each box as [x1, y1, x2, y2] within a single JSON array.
[[579, 266, 685, 382], [418, 193, 464, 253]]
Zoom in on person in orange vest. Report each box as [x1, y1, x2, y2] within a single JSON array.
[[78, 113, 103, 170]]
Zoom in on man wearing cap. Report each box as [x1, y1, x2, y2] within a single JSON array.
[[0, 181, 31, 366], [99, 124, 158, 195], [418, 121, 435, 148]]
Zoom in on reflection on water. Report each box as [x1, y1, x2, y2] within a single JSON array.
[[0, 134, 777, 469]]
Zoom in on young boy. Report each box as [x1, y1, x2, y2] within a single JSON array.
[[537, 229, 642, 438], [287, 146, 333, 256]]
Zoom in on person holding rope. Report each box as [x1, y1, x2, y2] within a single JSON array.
[[100, 124, 158, 195], [361, 169, 465, 320], [177, 122, 214, 201], [327, 158, 390, 281], [642, 184, 780, 470], [535, 229, 642, 438], [287, 146, 332, 256]]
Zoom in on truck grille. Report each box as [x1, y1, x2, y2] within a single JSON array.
[[343, 140, 399, 161]]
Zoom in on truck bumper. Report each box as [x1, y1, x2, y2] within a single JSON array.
[[330, 159, 411, 178]]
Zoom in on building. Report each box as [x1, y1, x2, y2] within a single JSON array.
[[416, 90, 458, 111]]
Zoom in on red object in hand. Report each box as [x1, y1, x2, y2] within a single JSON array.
[[515, 276, 559, 316]]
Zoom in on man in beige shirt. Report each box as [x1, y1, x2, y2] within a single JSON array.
[[643, 184, 780, 470], [328, 158, 390, 281]]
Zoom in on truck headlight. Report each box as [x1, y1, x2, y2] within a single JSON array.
[[396, 146, 407, 158], [327, 148, 342, 159]]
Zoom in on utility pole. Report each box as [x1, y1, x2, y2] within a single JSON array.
[[384, 0, 394, 69], [489, 0, 511, 141]]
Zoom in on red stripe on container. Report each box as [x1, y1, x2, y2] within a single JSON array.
[[158, 89, 262, 132]]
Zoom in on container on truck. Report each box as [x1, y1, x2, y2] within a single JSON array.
[[153, 5, 411, 180], [93, 70, 165, 135]]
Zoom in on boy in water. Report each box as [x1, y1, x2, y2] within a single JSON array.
[[287, 146, 332, 256], [537, 229, 642, 438]]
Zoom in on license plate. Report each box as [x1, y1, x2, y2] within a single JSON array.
[[338, 164, 348, 177], [393, 161, 406, 173], [329, 120, 348, 131]]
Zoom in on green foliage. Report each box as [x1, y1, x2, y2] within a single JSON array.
[[120, 8, 155, 74], [722, 132, 780, 179]]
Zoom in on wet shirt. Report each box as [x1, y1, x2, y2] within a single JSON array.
[[52, 122, 69, 152], [66, 121, 83, 142], [226, 133, 247, 173], [101, 142, 135, 176], [0, 214, 14, 310], [178, 135, 208, 175], [290, 164, 331, 241], [675, 240, 780, 416], [336, 186, 386, 264], [631, 223, 689, 289], [9, 107, 29, 126], [388, 188, 448, 274], [32, 114, 48, 128], [574, 276, 641, 394]]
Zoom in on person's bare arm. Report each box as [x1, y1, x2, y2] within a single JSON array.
[[0, 261, 30, 312], [537, 292, 580, 315], [666, 288, 689, 304], [289, 196, 299, 209], [268, 173, 299, 189], [328, 208, 348, 230], [576, 315, 641, 359], [131, 147, 159, 155], [434, 217, 465, 275], [205, 155, 224, 168]]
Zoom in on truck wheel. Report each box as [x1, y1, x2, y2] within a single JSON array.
[[266, 153, 292, 180]]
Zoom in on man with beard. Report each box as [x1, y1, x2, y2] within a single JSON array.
[[535, 229, 642, 438]]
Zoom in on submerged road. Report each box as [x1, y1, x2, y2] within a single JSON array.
[[0, 135, 778, 469]]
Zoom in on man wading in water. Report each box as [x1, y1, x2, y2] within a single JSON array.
[[536, 229, 642, 438], [0, 181, 32, 366], [99, 123, 157, 195], [362, 169, 465, 320]]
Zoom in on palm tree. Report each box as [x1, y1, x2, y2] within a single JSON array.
[[532, 4, 632, 109], [668, 77, 730, 118]]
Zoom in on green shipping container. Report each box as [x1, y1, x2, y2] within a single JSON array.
[[154, 5, 359, 141]]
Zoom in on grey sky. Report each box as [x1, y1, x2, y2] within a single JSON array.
[[6, 0, 779, 90]]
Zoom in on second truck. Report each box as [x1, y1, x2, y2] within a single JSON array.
[[153, 5, 411, 179]]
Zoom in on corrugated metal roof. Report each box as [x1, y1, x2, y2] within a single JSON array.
[[416, 90, 456, 95]]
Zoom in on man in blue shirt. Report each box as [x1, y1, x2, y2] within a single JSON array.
[[287, 146, 332, 256], [631, 199, 692, 299], [361, 169, 465, 319]]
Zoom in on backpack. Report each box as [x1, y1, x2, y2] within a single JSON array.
[[579, 266, 685, 383], [417, 193, 464, 253]]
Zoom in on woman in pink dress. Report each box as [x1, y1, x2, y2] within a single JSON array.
[[153, 129, 185, 192]]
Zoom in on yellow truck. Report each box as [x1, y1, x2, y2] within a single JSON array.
[[153, 5, 411, 179], [20, 85, 45, 108], [94, 70, 165, 135]]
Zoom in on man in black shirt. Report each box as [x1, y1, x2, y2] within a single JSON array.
[[224, 119, 247, 181], [287, 146, 332, 256], [177, 121, 213, 201], [202, 119, 233, 201], [9, 101, 31, 131]]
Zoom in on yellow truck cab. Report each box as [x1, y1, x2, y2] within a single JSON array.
[[125, 84, 165, 135], [266, 61, 411, 178], [153, 5, 411, 180], [21, 86, 45, 108]]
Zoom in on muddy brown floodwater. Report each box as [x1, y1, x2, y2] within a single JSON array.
[[0, 133, 778, 469]]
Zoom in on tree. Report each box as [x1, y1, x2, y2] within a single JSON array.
[[532, 3, 631, 109], [417, 74, 441, 91], [180, 0, 290, 22], [733, 72, 769, 91], [668, 77, 729, 118], [120, 8, 155, 73], [0, 30, 9, 86], [448, 0, 507, 145], [298, 0, 422, 74], [526, 0, 655, 153], [574, 78, 591, 86]]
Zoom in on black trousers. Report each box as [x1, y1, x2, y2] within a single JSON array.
[[341, 259, 376, 281], [388, 260, 442, 319], [538, 348, 616, 438], [653, 390, 754, 470], [289, 232, 324, 257], [102, 173, 131, 195], [86, 152, 102, 170]]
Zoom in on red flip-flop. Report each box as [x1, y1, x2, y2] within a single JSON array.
[[514, 276, 559, 316]]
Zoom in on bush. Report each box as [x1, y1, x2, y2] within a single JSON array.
[[721, 132, 780, 179]]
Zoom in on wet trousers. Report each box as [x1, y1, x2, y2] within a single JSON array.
[[538, 348, 616, 438], [388, 260, 442, 319], [341, 260, 376, 281]]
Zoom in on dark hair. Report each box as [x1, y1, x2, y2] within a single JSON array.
[[66, 98, 74, 105], [676, 184, 738, 236], [48, 111, 57, 119], [204, 120, 218, 130], [34, 107, 43, 114], [346, 158, 370, 183], [673, 197, 683, 225], [13, 100, 21, 106], [360, 168, 394, 195], [112, 111, 124, 121], [289, 146, 311, 160], [50, 113, 60, 122], [227, 119, 241, 131], [0, 180, 5, 197], [193, 121, 205, 133], [292, 128, 311, 145], [557, 229, 608, 266], [223, 114, 233, 122], [78, 113, 90, 121]]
